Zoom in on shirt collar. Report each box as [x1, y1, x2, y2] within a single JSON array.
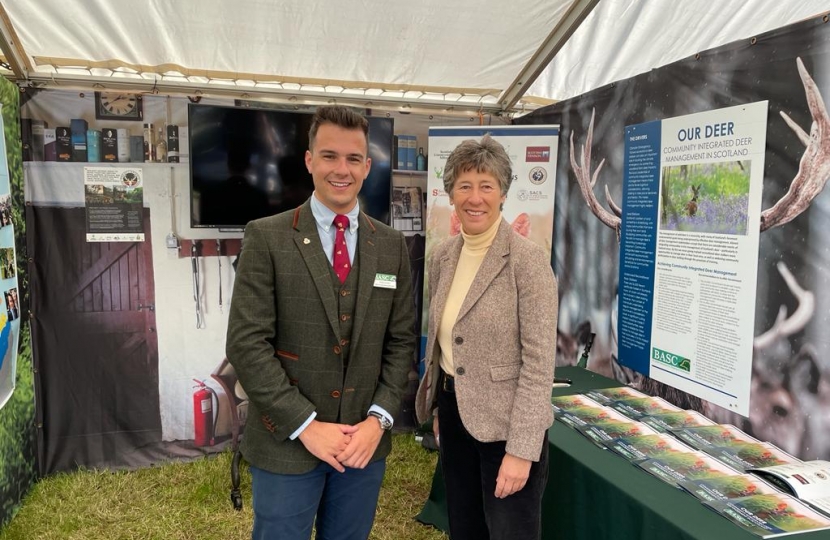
[[310, 192, 360, 234]]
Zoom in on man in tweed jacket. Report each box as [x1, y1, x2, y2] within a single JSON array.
[[227, 106, 415, 540]]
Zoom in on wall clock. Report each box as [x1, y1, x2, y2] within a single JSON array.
[[94, 92, 143, 121]]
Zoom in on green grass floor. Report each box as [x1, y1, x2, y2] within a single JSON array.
[[0, 434, 448, 540]]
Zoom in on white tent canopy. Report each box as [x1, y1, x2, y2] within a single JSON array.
[[0, 0, 828, 115]]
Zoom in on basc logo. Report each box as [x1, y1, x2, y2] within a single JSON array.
[[651, 347, 691, 372]]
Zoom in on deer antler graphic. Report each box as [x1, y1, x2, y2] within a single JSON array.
[[570, 57, 830, 238], [762, 57, 830, 231], [569, 109, 622, 240], [753, 262, 815, 351]]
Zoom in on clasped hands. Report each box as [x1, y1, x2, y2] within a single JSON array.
[[298, 418, 384, 472]]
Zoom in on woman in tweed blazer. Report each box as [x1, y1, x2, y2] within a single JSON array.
[[415, 135, 558, 540]]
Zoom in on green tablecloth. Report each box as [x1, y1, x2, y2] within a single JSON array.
[[416, 366, 830, 539]]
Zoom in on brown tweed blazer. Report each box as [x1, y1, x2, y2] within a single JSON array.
[[227, 199, 416, 474], [415, 219, 558, 461]]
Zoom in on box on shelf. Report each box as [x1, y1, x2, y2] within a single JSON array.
[[167, 124, 180, 163], [56, 127, 72, 162], [117, 128, 130, 162], [43, 128, 56, 161], [20, 119, 47, 161], [70, 119, 88, 162], [102, 128, 119, 162], [87, 129, 101, 162], [405, 135, 416, 170], [130, 135, 144, 163]]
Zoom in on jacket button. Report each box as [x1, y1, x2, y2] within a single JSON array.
[[340, 314, 350, 321], [331, 390, 341, 398], [456, 367, 465, 376], [333, 345, 342, 354], [340, 338, 348, 346], [455, 336, 463, 345], [340, 290, 350, 297]]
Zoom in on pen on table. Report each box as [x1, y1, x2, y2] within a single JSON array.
[[553, 377, 572, 385]]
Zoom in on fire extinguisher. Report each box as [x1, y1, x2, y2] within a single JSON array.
[[193, 379, 217, 447]]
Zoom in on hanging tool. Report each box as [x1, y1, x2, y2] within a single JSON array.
[[192, 241, 205, 329], [216, 239, 223, 314], [576, 333, 596, 369]]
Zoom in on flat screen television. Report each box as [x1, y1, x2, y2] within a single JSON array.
[[188, 103, 393, 228]]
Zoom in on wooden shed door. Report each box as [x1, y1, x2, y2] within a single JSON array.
[[30, 206, 161, 472]]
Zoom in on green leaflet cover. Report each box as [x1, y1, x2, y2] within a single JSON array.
[[608, 432, 696, 462], [679, 473, 782, 503], [637, 449, 739, 487], [640, 410, 716, 432], [551, 394, 619, 429], [703, 494, 830, 537], [585, 386, 648, 404]]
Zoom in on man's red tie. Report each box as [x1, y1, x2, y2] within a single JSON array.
[[332, 215, 351, 284]]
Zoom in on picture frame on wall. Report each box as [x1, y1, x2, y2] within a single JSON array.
[[392, 186, 422, 219]]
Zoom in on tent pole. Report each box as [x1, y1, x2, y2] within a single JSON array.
[[499, 0, 600, 111], [0, 3, 31, 80], [19, 72, 511, 116]]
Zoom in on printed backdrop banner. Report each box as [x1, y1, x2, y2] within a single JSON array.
[[0, 76, 36, 529], [422, 126, 559, 364], [516, 13, 830, 461], [20, 87, 398, 473], [0, 106, 21, 410]]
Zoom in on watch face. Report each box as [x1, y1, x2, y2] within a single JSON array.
[[371, 412, 392, 430], [95, 92, 143, 120]]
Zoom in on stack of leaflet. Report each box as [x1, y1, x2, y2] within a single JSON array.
[[552, 388, 830, 537]]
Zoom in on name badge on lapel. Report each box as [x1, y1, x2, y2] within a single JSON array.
[[374, 273, 397, 289]]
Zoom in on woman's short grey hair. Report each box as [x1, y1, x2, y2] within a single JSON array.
[[442, 134, 513, 196]]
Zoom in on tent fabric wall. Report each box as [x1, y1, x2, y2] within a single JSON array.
[[518, 14, 830, 461], [2, 1, 829, 111], [0, 75, 36, 528], [2, 0, 572, 104], [527, 0, 830, 102]]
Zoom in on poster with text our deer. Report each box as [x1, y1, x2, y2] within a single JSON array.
[[517, 14, 830, 462], [618, 103, 768, 416]]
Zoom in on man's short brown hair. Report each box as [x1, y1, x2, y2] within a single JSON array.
[[309, 105, 370, 151]]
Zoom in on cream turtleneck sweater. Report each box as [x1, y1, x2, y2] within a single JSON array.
[[437, 217, 501, 376]]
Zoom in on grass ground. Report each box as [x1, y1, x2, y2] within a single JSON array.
[[0, 434, 448, 540]]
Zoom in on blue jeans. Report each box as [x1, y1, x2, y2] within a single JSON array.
[[438, 382, 549, 540], [250, 459, 386, 540]]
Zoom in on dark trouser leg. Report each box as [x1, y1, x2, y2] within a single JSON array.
[[315, 459, 386, 540], [438, 379, 549, 540], [480, 435, 549, 540], [250, 463, 324, 540], [438, 383, 490, 540]]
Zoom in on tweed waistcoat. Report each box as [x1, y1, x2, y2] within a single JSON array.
[[332, 252, 359, 372]]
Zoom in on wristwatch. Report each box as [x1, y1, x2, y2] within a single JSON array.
[[368, 411, 393, 431]]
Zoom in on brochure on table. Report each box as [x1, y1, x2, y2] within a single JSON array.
[[552, 390, 830, 536], [703, 494, 830, 538], [748, 461, 830, 516]]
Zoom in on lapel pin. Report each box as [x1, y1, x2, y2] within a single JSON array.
[[303, 238, 311, 244]]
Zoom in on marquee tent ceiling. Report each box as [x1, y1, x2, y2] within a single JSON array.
[[0, 0, 828, 116]]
